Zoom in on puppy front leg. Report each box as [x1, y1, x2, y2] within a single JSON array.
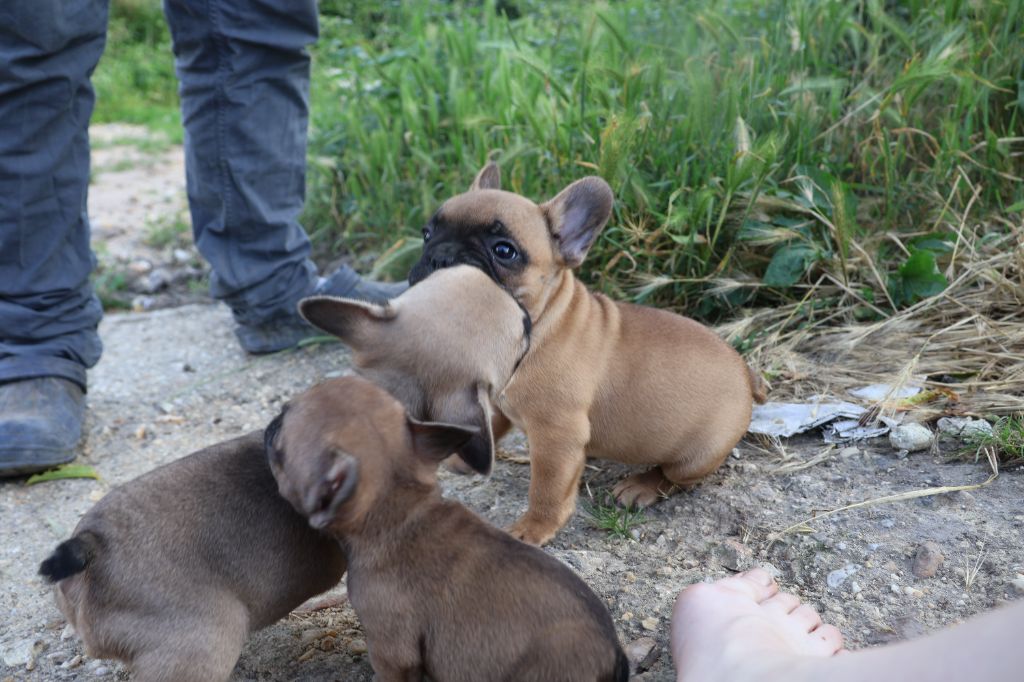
[[507, 419, 588, 546]]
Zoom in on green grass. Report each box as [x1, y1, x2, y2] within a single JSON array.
[[582, 493, 646, 540], [144, 213, 190, 249], [94, 0, 1024, 323], [305, 0, 1023, 318], [92, 0, 181, 141], [964, 416, 1024, 465]]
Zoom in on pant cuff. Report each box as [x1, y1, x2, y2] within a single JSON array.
[[0, 356, 87, 393]]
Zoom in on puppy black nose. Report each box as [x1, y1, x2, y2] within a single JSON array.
[[409, 242, 460, 285]]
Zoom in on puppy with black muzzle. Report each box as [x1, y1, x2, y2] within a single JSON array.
[[38, 432, 346, 682], [408, 163, 767, 546], [267, 376, 629, 682], [298, 264, 527, 474]]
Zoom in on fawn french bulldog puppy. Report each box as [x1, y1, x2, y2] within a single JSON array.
[[408, 163, 767, 545], [267, 376, 628, 682], [299, 264, 527, 474], [38, 431, 346, 682]]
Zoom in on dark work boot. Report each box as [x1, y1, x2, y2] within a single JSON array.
[[0, 377, 85, 477], [234, 265, 408, 355]]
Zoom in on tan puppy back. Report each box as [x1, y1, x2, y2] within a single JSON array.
[[409, 163, 764, 545]]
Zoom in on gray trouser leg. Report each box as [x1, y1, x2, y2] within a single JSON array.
[[163, 0, 322, 326], [0, 0, 109, 391]]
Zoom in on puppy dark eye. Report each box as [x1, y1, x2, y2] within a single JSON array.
[[492, 241, 518, 261], [422, 227, 431, 242]]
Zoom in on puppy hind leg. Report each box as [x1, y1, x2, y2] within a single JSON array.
[[614, 442, 730, 508], [131, 611, 248, 682], [660, 444, 732, 488], [612, 467, 677, 508], [503, 624, 622, 682]]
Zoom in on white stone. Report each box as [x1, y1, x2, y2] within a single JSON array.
[[937, 417, 994, 439], [889, 423, 933, 452], [2, 638, 41, 668]]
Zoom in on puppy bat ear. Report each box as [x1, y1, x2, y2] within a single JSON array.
[[298, 296, 396, 347], [469, 162, 501, 191], [264, 405, 288, 465], [436, 384, 496, 475], [542, 176, 614, 268], [407, 416, 480, 470]]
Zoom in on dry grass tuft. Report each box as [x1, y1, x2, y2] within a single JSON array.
[[723, 222, 1023, 419]]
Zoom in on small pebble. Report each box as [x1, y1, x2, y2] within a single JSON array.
[[1010, 576, 1024, 595], [889, 423, 933, 452], [903, 586, 924, 598], [714, 538, 753, 571], [640, 617, 658, 632], [624, 637, 659, 673], [826, 564, 860, 589], [912, 541, 944, 579], [349, 639, 368, 655], [93, 665, 110, 676], [850, 581, 862, 594]]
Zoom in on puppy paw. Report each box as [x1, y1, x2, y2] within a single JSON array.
[[612, 469, 677, 508], [507, 517, 558, 546]]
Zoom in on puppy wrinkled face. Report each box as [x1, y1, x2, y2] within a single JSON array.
[[407, 189, 561, 323], [408, 168, 614, 321], [408, 210, 531, 289]]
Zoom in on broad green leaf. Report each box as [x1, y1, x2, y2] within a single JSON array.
[[763, 244, 816, 287], [889, 249, 948, 306], [909, 231, 956, 253]]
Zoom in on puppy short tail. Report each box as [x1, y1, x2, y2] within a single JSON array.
[[39, 532, 99, 583], [748, 366, 769, 404]]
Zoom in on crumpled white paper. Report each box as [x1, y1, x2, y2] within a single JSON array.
[[748, 387, 912, 442]]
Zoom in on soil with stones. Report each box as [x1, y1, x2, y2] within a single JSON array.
[[1, 128, 1021, 681]]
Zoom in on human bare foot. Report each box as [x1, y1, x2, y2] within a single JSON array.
[[672, 569, 843, 682]]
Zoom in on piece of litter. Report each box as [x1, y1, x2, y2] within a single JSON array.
[[748, 398, 866, 438], [750, 394, 905, 439], [848, 383, 922, 401], [822, 416, 901, 444]]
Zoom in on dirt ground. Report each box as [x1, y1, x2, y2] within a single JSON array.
[[1, 128, 1021, 681]]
